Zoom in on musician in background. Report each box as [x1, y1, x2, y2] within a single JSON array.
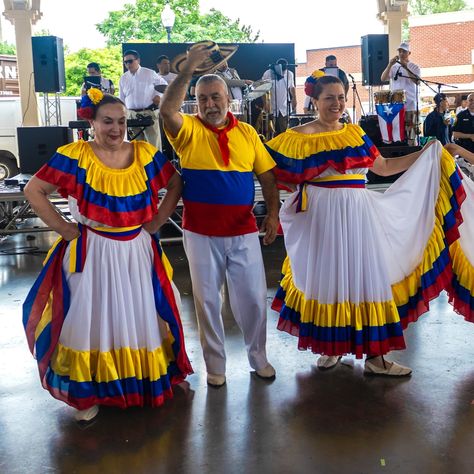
[[381, 42, 421, 145], [119, 49, 167, 149], [214, 60, 252, 100], [262, 58, 297, 135], [156, 55, 177, 84], [81, 62, 115, 96], [320, 55, 349, 95]]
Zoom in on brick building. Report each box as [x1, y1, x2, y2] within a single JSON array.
[[296, 10, 474, 118]]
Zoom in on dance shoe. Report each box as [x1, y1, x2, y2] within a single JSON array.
[[255, 363, 276, 380], [207, 373, 226, 388], [75, 405, 99, 423], [364, 358, 412, 376], [317, 355, 342, 370]]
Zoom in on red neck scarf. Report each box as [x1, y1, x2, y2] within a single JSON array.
[[197, 112, 238, 166]]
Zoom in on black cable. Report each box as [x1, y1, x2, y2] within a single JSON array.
[[0, 245, 46, 256], [21, 72, 36, 125]]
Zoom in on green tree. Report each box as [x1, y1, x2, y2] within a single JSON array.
[[64, 46, 122, 96], [33, 28, 54, 36], [96, 0, 258, 46], [0, 41, 16, 55], [409, 0, 467, 15]]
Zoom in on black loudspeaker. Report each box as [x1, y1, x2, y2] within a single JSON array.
[[361, 34, 389, 86], [32, 36, 66, 93], [359, 115, 384, 147], [17, 126, 73, 174]]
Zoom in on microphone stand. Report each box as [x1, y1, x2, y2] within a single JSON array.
[[349, 75, 365, 123], [270, 67, 278, 138], [285, 68, 291, 131]]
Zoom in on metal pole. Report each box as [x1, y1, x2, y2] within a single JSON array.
[[166, 26, 171, 43]]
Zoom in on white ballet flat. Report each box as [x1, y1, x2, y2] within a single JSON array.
[[317, 355, 342, 370]]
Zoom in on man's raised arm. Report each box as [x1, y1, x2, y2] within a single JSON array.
[[160, 46, 211, 138]]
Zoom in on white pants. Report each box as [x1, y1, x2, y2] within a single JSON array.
[[127, 109, 162, 150], [183, 230, 269, 375]]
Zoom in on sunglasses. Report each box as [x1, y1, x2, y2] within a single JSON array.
[[123, 59, 135, 65]]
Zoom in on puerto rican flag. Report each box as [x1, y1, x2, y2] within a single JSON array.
[[375, 103, 406, 143]]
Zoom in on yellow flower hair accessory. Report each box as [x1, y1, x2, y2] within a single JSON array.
[[87, 88, 104, 105], [311, 70, 325, 79]]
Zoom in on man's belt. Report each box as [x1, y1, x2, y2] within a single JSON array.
[[130, 104, 158, 112]]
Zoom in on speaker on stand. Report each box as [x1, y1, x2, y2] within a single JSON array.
[[361, 34, 389, 115], [361, 34, 389, 86], [32, 36, 66, 126], [32, 36, 66, 93]]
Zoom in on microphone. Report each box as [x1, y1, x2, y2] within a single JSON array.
[[348, 73, 355, 80]]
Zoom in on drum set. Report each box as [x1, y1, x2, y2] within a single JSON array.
[[180, 79, 274, 139]]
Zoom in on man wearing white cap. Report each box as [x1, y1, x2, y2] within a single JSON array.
[[381, 42, 421, 145]]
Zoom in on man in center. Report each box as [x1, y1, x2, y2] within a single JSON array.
[[160, 44, 279, 388]]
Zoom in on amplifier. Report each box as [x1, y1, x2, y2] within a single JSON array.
[[359, 115, 384, 147], [17, 126, 73, 174]]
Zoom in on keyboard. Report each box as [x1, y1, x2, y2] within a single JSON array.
[[68, 117, 154, 129]]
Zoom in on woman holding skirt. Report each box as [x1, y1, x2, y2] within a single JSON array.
[[266, 75, 469, 376], [23, 92, 193, 422]]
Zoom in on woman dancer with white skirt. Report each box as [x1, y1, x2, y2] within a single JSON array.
[[23, 92, 193, 423], [266, 75, 470, 375]]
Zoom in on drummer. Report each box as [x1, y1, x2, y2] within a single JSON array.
[[214, 60, 253, 100]]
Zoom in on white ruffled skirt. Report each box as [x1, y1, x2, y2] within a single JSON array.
[[273, 141, 468, 357]]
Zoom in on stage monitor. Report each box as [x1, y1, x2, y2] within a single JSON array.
[[17, 126, 73, 174]]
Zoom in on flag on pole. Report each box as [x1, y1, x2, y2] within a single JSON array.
[[375, 103, 406, 143]]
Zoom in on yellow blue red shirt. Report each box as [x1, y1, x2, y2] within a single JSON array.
[[167, 114, 276, 236]]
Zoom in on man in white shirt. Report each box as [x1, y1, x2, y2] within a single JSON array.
[[381, 42, 421, 145], [261, 58, 297, 135], [119, 49, 167, 149], [156, 55, 177, 85]]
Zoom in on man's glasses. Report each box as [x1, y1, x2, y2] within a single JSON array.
[[123, 59, 135, 65]]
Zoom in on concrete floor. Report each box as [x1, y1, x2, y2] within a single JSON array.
[[1, 231, 474, 474]]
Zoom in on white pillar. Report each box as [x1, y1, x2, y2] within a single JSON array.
[[3, 6, 42, 126], [382, 10, 406, 55], [376, 1, 409, 56]]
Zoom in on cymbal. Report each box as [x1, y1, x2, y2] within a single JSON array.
[[244, 80, 272, 100]]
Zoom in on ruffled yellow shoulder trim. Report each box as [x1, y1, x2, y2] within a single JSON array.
[[75, 141, 151, 197], [266, 124, 370, 159]]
